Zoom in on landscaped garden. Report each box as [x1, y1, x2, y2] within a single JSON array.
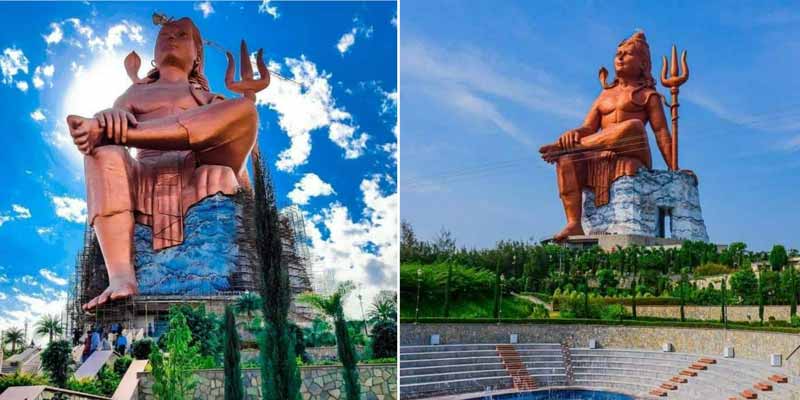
[[400, 221, 800, 331]]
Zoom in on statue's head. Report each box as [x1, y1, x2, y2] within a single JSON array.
[[146, 17, 209, 91], [614, 31, 655, 88]]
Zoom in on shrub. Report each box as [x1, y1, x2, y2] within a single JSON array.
[[694, 263, 733, 277], [114, 355, 133, 376], [0, 373, 49, 394], [66, 377, 103, 395], [600, 304, 629, 321], [131, 338, 155, 360], [370, 321, 397, 359]]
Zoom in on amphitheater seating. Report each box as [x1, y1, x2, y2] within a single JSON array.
[[569, 348, 800, 400], [401, 344, 800, 399], [400, 343, 567, 399]]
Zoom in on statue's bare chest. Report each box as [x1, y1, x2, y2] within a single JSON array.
[[597, 88, 647, 124], [127, 84, 199, 120]]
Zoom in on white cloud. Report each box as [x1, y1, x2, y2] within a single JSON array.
[[39, 269, 68, 286], [304, 175, 397, 318], [43, 22, 64, 45], [337, 29, 357, 55], [0, 291, 68, 340], [32, 64, 55, 89], [16, 81, 28, 92], [36, 227, 53, 236], [336, 21, 374, 56], [391, 15, 397, 28], [288, 173, 336, 205], [12, 205, 31, 219], [0, 47, 29, 85], [194, 1, 215, 18], [258, 0, 279, 18], [30, 109, 46, 122], [256, 57, 362, 171], [51, 196, 87, 223], [20, 275, 38, 286], [0, 216, 12, 227], [329, 122, 369, 158]]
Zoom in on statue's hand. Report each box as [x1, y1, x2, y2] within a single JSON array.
[[94, 108, 138, 145], [67, 115, 104, 155], [225, 40, 270, 101], [557, 130, 582, 151]]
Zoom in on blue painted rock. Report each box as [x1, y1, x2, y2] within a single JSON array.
[[134, 194, 249, 296]]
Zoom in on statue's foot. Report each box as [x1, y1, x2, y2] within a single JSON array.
[[539, 143, 563, 163], [83, 276, 139, 311], [553, 222, 584, 242]]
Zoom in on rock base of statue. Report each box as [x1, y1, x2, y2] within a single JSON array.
[[133, 193, 258, 296], [581, 169, 709, 242]]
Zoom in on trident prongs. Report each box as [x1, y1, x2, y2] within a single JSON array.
[[661, 45, 689, 90], [660, 44, 689, 171]]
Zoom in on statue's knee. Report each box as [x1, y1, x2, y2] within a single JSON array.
[[86, 145, 129, 166]]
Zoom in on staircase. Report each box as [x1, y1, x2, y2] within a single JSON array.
[[496, 344, 537, 391]]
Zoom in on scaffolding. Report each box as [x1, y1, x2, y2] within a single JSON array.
[[279, 206, 317, 325]]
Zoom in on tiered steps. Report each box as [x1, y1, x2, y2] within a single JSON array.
[[570, 348, 800, 400], [400, 343, 566, 399], [496, 344, 537, 391]]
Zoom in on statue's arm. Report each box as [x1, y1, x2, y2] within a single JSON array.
[[646, 93, 673, 169], [575, 101, 601, 138], [94, 88, 138, 145]]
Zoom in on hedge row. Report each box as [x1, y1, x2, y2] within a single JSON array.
[[398, 317, 800, 334]]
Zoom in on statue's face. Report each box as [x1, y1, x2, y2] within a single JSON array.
[[614, 42, 643, 79], [154, 19, 198, 71]]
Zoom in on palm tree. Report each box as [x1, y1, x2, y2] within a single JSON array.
[[35, 315, 64, 343], [300, 281, 361, 400], [304, 318, 335, 347], [5, 328, 25, 354], [367, 292, 397, 325], [233, 292, 262, 319]]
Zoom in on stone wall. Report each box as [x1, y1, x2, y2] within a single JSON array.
[[625, 305, 791, 322], [137, 364, 396, 400], [401, 322, 800, 375], [306, 346, 366, 361]]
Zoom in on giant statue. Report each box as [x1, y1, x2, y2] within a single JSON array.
[[539, 32, 696, 241], [66, 16, 270, 310]]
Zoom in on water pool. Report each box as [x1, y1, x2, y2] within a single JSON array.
[[470, 389, 635, 400]]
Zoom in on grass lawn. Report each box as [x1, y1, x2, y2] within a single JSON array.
[[400, 294, 539, 319]]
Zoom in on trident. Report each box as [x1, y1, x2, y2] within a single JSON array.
[[661, 45, 689, 171]]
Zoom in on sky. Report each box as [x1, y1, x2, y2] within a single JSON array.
[[401, 1, 800, 253], [0, 0, 397, 338]]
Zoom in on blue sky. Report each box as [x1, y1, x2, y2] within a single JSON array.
[[0, 0, 396, 335], [401, 1, 800, 253]]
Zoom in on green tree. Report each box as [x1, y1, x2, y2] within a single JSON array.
[[224, 306, 243, 400], [595, 269, 618, 295], [150, 309, 201, 400], [252, 155, 301, 400], [34, 315, 64, 343], [367, 291, 397, 325], [769, 245, 789, 271], [234, 292, 263, 319], [443, 261, 453, 318], [4, 328, 24, 354], [301, 282, 361, 400], [757, 272, 765, 325], [493, 260, 501, 319], [370, 321, 396, 359], [40, 339, 73, 387], [730, 268, 758, 304]]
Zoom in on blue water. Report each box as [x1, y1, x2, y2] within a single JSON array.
[[473, 390, 634, 400]]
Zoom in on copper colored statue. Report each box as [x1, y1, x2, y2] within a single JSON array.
[[66, 17, 270, 310], [539, 32, 691, 241]]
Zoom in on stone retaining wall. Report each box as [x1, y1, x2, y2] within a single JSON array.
[[625, 305, 791, 322], [137, 364, 396, 400], [401, 323, 800, 375]]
